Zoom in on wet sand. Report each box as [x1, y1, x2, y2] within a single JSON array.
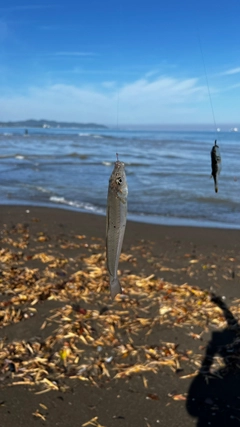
[[1, 205, 240, 427]]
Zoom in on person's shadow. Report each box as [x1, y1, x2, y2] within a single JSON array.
[[186, 294, 240, 426]]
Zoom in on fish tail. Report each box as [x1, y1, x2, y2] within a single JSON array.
[[213, 175, 218, 193], [110, 276, 122, 300]]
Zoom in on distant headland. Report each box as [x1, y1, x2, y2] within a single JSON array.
[[0, 119, 108, 129]]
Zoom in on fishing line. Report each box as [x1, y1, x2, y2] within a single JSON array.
[[197, 32, 222, 193], [116, 88, 120, 130], [198, 35, 219, 138]]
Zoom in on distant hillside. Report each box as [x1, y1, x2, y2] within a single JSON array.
[[0, 119, 108, 129]]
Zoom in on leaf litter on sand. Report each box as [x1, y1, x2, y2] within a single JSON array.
[[0, 222, 240, 394], [82, 416, 106, 427]]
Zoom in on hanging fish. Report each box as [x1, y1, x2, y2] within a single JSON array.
[[106, 154, 128, 299], [211, 140, 221, 193]]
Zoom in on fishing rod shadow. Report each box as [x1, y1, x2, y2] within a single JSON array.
[[186, 294, 240, 426]]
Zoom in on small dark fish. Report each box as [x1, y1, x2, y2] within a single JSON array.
[[211, 140, 221, 193], [106, 154, 128, 299]]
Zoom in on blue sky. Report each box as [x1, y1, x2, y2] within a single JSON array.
[[1, 0, 240, 126]]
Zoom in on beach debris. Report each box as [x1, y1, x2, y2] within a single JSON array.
[[211, 140, 221, 193], [169, 392, 187, 401], [82, 417, 106, 427], [0, 221, 240, 397], [146, 393, 159, 400], [32, 410, 46, 421], [106, 154, 128, 299], [32, 403, 48, 421]]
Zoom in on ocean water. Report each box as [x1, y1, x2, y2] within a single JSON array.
[[0, 126, 240, 229]]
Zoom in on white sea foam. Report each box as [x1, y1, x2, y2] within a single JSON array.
[[36, 186, 51, 193], [102, 161, 112, 166], [49, 196, 103, 213], [15, 155, 25, 160]]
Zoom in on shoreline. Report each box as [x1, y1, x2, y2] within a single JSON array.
[[1, 204, 240, 248], [1, 201, 240, 231]]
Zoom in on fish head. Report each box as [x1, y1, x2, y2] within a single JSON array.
[[109, 160, 128, 199], [211, 144, 220, 157], [211, 146, 217, 157]]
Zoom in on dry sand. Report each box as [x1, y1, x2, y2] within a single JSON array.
[[1, 205, 240, 427]]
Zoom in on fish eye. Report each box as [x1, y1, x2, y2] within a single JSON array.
[[116, 177, 122, 185]]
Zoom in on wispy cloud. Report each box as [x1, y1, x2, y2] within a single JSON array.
[[39, 25, 67, 31], [221, 67, 240, 75], [102, 81, 116, 88], [55, 52, 97, 57], [145, 70, 160, 78], [0, 75, 212, 124], [223, 82, 240, 90], [0, 5, 58, 12], [120, 77, 206, 104]]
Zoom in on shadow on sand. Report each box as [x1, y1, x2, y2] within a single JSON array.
[[186, 295, 240, 426]]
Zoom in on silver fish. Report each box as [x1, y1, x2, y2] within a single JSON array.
[[211, 140, 221, 193], [106, 155, 128, 299]]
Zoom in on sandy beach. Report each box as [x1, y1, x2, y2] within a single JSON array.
[[1, 205, 240, 427]]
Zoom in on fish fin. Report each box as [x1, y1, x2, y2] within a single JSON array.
[[110, 276, 122, 300]]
